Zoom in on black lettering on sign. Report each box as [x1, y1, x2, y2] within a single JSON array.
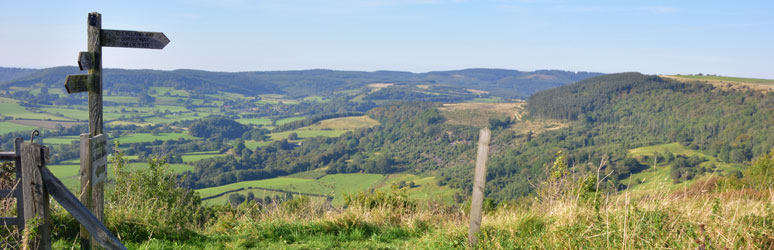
[[101, 29, 170, 49]]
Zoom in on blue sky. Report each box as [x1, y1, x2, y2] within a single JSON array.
[[1, 0, 772, 78]]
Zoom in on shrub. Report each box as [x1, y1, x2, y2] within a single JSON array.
[[107, 143, 207, 241]]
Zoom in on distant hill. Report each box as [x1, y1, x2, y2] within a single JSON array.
[[434, 72, 774, 200], [0, 67, 38, 83], [0, 66, 602, 99]]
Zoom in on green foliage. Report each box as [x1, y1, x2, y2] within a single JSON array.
[[344, 188, 416, 213], [188, 115, 247, 139], [743, 149, 774, 189], [108, 144, 208, 241]]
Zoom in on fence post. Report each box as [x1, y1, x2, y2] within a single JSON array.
[[14, 137, 25, 235], [468, 128, 491, 247], [21, 142, 51, 250]]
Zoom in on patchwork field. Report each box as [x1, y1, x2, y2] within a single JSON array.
[[114, 132, 195, 144]]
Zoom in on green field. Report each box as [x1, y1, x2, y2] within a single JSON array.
[[197, 177, 314, 198], [149, 87, 189, 97], [40, 107, 89, 121], [115, 132, 195, 144], [376, 174, 458, 204], [466, 97, 504, 103], [269, 130, 349, 140], [626, 142, 745, 191], [181, 151, 225, 162], [244, 140, 272, 149], [0, 121, 38, 134], [671, 74, 774, 85], [0, 101, 69, 121], [43, 135, 80, 145], [203, 189, 294, 206], [275, 116, 305, 125], [196, 173, 385, 205], [302, 96, 327, 102], [236, 117, 272, 126], [104, 96, 140, 104]]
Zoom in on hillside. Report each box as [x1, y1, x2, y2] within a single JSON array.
[[0, 66, 602, 100], [663, 74, 774, 92]]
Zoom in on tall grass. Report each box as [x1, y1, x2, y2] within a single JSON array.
[[20, 149, 774, 249]]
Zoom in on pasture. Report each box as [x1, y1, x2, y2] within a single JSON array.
[[626, 142, 745, 191], [269, 130, 349, 140], [236, 117, 272, 126], [0, 121, 38, 134], [114, 132, 195, 144], [181, 151, 225, 162], [375, 174, 458, 204], [10, 119, 84, 129], [275, 116, 305, 125], [196, 173, 385, 206]]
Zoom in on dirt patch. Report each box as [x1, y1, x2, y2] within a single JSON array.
[[10, 119, 85, 129], [416, 85, 431, 89]]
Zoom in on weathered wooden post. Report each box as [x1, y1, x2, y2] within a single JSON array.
[[468, 128, 490, 247], [64, 12, 169, 249], [21, 142, 51, 250]]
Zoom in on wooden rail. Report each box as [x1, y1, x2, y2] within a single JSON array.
[[19, 142, 126, 250]]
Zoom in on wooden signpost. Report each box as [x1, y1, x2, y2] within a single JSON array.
[[468, 128, 491, 247], [64, 12, 169, 250]]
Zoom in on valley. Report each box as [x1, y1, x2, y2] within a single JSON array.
[[1, 68, 774, 249]]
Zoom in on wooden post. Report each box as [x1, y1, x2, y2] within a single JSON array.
[[14, 137, 25, 235], [468, 128, 491, 247], [21, 142, 51, 250], [80, 133, 108, 250], [81, 12, 103, 250], [63, 12, 168, 249], [87, 12, 103, 137]]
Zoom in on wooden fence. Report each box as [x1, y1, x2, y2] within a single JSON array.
[[1, 139, 126, 250]]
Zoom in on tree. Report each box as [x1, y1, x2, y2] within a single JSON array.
[[288, 132, 299, 140], [228, 193, 246, 206], [188, 115, 248, 139]]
